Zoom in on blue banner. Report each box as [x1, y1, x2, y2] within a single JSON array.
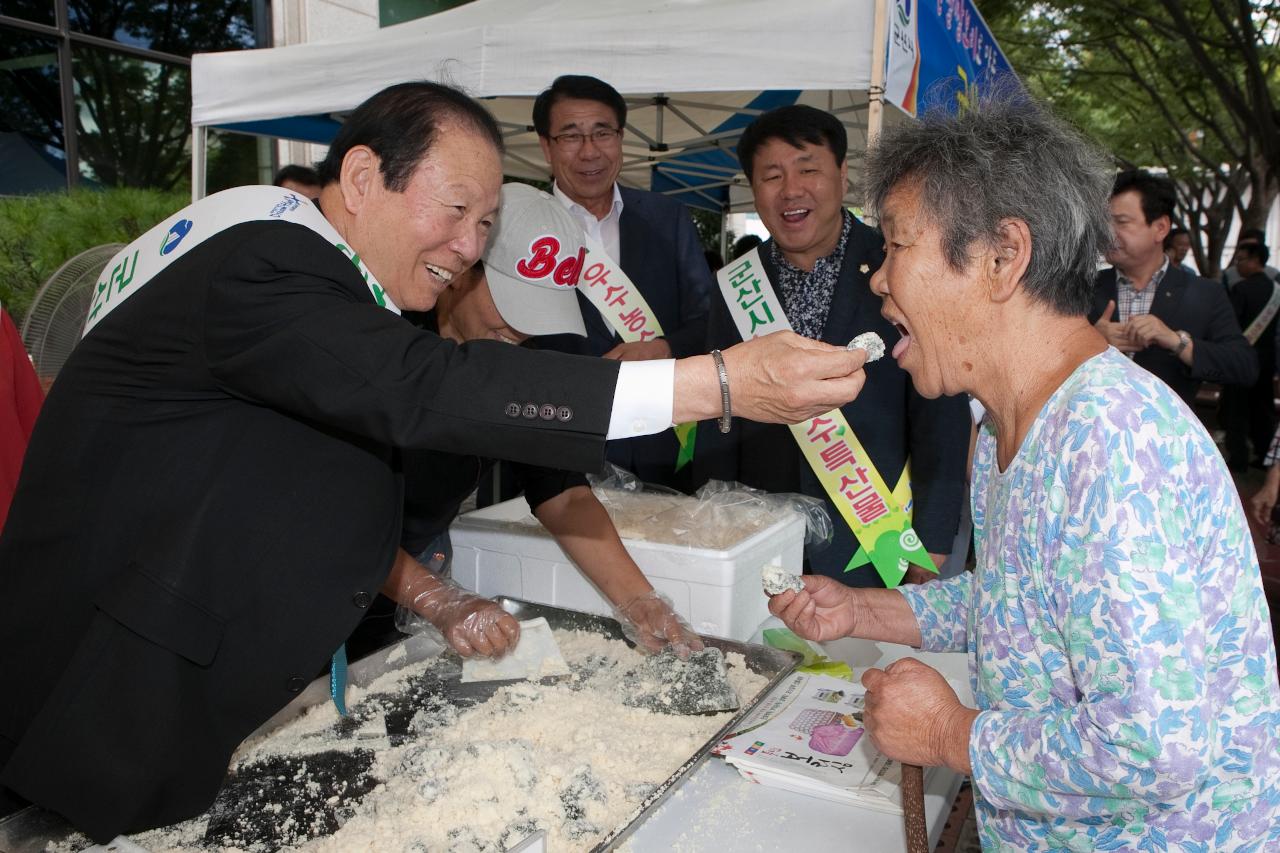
[[884, 0, 1014, 117]]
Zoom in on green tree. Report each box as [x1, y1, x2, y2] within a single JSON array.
[[689, 207, 734, 258], [68, 1, 256, 190], [0, 188, 187, 324], [982, 0, 1280, 275]]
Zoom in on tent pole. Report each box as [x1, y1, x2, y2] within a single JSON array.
[[865, 0, 890, 225], [720, 206, 729, 260], [192, 124, 208, 202]]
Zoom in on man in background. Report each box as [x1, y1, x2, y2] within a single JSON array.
[[1223, 227, 1280, 289], [1091, 169, 1255, 406], [1164, 226, 1195, 274], [532, 74, 715, 491], [273, 164, 322, 199], [1223, 240, 1279, 470]]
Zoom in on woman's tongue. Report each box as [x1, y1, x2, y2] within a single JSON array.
[[892, 324, 912, 359]]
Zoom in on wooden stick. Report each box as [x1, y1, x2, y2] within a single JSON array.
[[901, 762, 928, 853]]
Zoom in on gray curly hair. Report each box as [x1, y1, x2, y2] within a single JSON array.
[[862, 90, 1113, 316]]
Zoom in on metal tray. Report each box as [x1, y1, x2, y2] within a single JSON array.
[[494, 599, 800, 851], [0, 597, 799, 852]]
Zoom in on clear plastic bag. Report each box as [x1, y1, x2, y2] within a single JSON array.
[[585, 465, 831, 550], [692, 479, 832, 547]]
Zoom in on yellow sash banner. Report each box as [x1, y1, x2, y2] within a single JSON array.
[[577, 234, 696, 470], [844, 465, 913, 573], [714, 250, 933, 587]]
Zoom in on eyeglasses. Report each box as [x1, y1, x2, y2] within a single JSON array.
[[550, 127, 622, 150]]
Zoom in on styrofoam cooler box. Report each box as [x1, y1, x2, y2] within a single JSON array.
[[449, 495, 806, 642]]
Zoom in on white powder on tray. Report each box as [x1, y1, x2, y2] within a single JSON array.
[[121, 629, 767, 853]]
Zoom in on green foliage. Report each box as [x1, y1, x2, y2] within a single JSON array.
[[689, 207, 735, 256], [0, 187, 186, 325], [981, 0, 1280, 275]]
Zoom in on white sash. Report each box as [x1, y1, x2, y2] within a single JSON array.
[[576, 233, 665, 343], [84, 186, 394, 338], [1243, 282, 1280, 345], [575, 233, 697, 468]]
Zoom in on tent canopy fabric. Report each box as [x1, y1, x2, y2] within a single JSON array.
[[192, 0, 876, 124], [191, 0, 884, 210], [191, 0, 1008, 210]]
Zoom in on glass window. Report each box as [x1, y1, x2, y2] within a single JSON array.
[[68, 0, 255, 54], [72, 43, 191, 189], [379, 0, 474, 28], [206, 128, 261, 194], [2, 1, 55, 26], [0, 27, 67, 194]]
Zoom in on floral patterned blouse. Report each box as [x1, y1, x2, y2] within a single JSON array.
[[899, 348, 1280, 852]]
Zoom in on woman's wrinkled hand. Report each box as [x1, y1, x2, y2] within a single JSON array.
[[861, 658, 976, 773]]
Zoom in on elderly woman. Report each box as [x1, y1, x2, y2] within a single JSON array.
[[769, 97, 1280, 849]]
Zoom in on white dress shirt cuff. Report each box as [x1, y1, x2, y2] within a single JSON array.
[[607, 360, 676, 440]]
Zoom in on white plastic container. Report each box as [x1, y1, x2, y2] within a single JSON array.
[[449, 495, 806, 642]]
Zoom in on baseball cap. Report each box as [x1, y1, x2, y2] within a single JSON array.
[[482, 183, 588, 337]]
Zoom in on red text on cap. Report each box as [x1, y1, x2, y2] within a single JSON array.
[[516, 236, 585, 287]]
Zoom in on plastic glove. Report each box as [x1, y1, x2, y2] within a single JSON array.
[[613, 591, 704, 659], [396, 575, 520, 659]]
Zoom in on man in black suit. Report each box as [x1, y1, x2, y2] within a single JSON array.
[[1223, 227, 1280, 289], [532, 75, 716, 490], [1090, 169, 1255, 406], [696, 105, 971, 588], [1223, 241, 1279, 470], [0, 82, 870, 842]]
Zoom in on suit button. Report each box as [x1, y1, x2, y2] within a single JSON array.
[[539, 404, 556, 420], [352, 591, 372, 608], [557, 406, 573, 422], [505, 402, 521, 418], [286, 676, 307, 693], [522, 403, 538, 419]]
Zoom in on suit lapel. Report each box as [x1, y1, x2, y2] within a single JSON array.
[[1151, 265, 1188, 328], [819, 220, 879, 346], [617, 185, 639, 275], [820, 252, 863, 345], [577, 290, 616, 346]]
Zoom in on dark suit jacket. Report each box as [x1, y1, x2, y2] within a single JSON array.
[[1229, 271, 1278, 385], [1090, 265, 1256, 403], [694, 219, 970, 587], [398, 312, 586, 556], [0, 221, 618, 842], [536, 185, 715, 489]]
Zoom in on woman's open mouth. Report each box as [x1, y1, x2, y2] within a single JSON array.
[[892, 322, 912, 359]]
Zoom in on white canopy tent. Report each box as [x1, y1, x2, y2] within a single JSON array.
[[190, 0, 908, 212]]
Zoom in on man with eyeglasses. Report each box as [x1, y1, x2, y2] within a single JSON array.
[[532, 75, 716, 491]]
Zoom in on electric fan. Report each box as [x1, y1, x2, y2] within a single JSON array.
[[19, 243, 124, 389]]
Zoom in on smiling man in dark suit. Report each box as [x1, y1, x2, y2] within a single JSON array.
[[0, 81, 872, 843], [532, 75, 715, 490], [696, 105, 971, 589], [1091, 169, 1255, 406]]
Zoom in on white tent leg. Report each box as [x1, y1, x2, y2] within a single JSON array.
[[192, 124, 208, 202], [865, 0, 889, 225]]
